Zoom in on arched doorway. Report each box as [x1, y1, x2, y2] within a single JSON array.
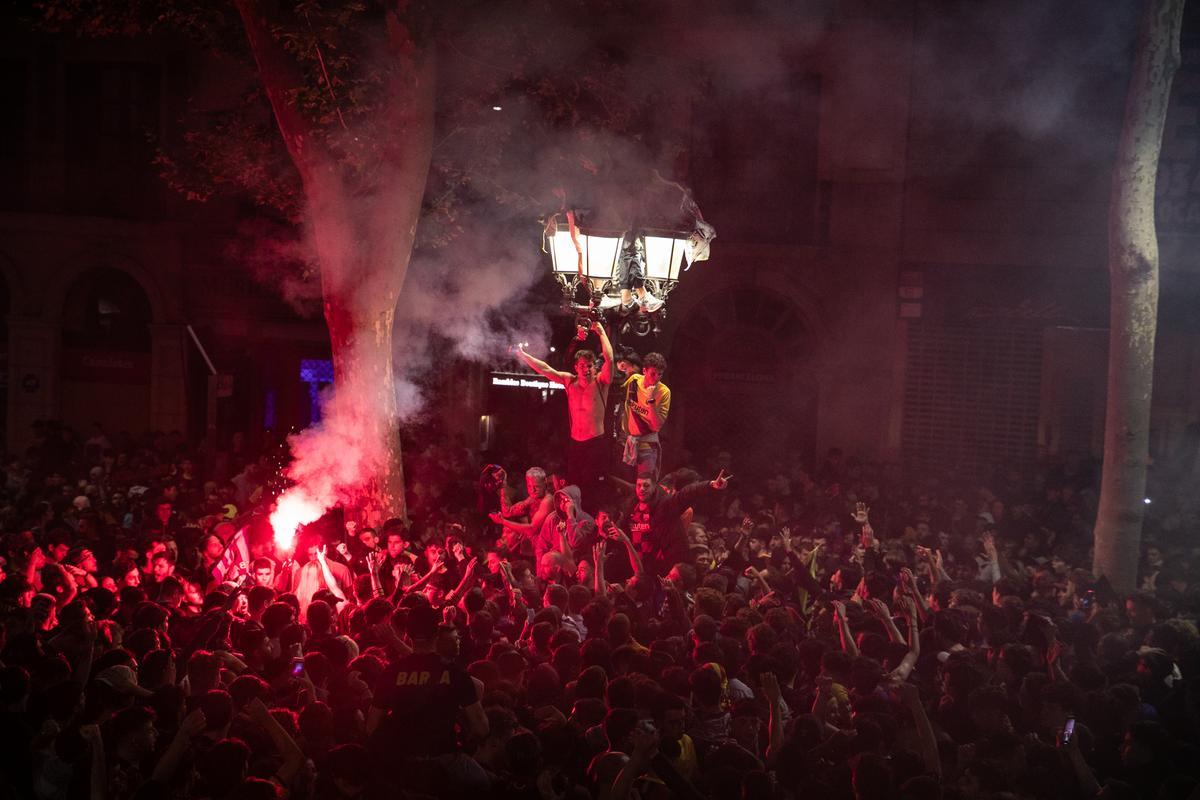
[[668, 288, 820, 470], [60, 267, 153, 438]]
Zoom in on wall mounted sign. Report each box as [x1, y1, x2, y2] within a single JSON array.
[[490, 372, 564, 392]]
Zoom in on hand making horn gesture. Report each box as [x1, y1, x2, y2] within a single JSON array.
[[710, 469, 732, 490]]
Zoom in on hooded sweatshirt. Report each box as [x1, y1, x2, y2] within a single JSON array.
[[533, 485, 597, 564]]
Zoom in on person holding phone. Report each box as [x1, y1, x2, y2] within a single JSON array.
[[620, 352, 672, 482]]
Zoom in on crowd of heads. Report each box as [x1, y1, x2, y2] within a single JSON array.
[[1, 418, 1199, 799]]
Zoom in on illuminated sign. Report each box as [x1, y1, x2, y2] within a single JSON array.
[[490, 372, 564, 392]]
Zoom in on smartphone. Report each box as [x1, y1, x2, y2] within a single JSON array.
[[291, 658, 305, 677], [1062, 717, 1076, 744]]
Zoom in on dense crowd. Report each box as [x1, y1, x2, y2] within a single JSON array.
[[1, 418, 1199, 800]]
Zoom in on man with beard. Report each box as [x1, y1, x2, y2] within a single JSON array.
[[613, 469, 731, 579]]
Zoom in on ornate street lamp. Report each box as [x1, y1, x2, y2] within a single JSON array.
[[543, 213, 696, 334]]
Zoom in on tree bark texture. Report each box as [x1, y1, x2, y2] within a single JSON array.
[[236, 0, 436, 522], [1094, 0, 1185, 594]]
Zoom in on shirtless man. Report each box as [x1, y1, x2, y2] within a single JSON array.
[[489, 467, 555, 555], [516, 321, 614, 503]]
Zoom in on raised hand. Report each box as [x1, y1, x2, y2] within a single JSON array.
[[761, 672, 782, 705], [852, 502, 870, 525], [982, 531, 998, 558], [315, 545, 327, 564], [710, 470, 732, 490], [860, 522, 877, 551]]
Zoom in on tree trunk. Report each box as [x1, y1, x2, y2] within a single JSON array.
[[1093, 0, 1184, 594], [235, 0, 435, 525], [323, 292, 407, 524]]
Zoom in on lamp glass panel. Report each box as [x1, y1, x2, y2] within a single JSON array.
[[550, 229, 581, 274], [584, 235, 623, 279], [644, 235, 685, 281]]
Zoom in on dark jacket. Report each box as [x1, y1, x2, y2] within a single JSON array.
[[622, 480, 713, 576]]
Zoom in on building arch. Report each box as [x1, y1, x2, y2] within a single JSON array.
[[56, 265, 157, 439], [662, 279, 827, 469], [45, 250, 174, 325], [61, 267, 155, 352], [658, 263, 833, 355]]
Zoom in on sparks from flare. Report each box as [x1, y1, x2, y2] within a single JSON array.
[[270, 492, 325, 553]]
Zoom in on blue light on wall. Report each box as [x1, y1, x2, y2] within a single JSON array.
[[299, 359, 334, 425]]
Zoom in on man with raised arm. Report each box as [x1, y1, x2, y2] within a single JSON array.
[[615, 469, 731, 578], [515, 320, 614, 503], [488, 467, 555, 556]]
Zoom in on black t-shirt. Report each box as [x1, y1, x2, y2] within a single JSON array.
[[370, 651, 476, 757]]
